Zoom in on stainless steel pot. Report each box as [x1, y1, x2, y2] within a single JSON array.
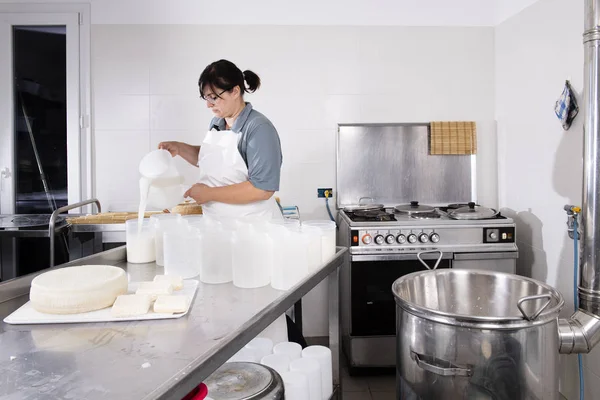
[[204, 362, 284, 400], [343, 196, 385, 212], [392, 269, 564, 400], [446, 202, 499, 220]]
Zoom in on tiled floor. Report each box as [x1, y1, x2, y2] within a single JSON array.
[[340, 357, 395, 400]]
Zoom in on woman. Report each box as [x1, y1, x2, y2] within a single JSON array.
[[159, 59, 283, 221], [159, 59, 306, 347]]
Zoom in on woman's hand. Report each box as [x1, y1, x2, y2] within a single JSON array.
[[158, 141, 200, 166], [184, 183, 213, 204], [158, 141, 180, 157]]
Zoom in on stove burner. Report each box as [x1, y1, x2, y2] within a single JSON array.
[[345, 210, 396, 222]]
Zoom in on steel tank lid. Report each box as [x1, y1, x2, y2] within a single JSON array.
[[204, 362, 280, 400], [392, 269, 564, 329]]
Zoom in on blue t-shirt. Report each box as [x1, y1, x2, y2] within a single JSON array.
[[209, 103, 283, 191]]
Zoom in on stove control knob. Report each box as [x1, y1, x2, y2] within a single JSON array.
[[396, 234, 407, 244], [362, 234, 372, 245], [407, 234, 417, 244], [385, 234, 396, 244], [374, 235, 385, 245], [419, 233, 429, 243], [430, 233, 440, 243]]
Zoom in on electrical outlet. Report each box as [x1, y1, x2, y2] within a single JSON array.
[[318, 188, 333, 198]]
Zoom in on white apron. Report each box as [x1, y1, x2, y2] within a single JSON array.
[[197, 129, 282, 221]]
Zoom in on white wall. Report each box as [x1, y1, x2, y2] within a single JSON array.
[[92, 24, 496, 335], [495, 0, 589, 398]]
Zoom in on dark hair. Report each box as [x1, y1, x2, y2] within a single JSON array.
[[198, 59, 261, 100]]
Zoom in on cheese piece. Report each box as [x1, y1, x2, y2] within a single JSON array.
[[135, 281, 173, 301], [153, 295, 188, 313], [111, 294, 152, 317], [30, 265, 128, 314], [153, 274, 183, 290]]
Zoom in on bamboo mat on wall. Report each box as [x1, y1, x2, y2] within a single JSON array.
[[430, 121, 477, 155]]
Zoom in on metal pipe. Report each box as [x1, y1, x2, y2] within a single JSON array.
[[559, 0, 600, 354], [49, 199, 101, 267], [581, 0, 600, 316], [559, 310, 600, 354]]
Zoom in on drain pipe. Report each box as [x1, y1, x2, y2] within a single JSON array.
[[559, 0, 600, 355]]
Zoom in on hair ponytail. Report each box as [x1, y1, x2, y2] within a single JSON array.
[[243, 70, 261, 93]]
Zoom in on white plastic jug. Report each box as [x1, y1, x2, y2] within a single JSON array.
[[199, 217, 233, 284], [163, 220, 198, 279], [302, 220, 337, 263], [150, 213, 182, 266], [232, 221, 271, 289], [139, 149, 185, 210]]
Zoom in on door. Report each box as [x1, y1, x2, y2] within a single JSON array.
[[0, 12, 81, 215], [350, 255, 452, 336]]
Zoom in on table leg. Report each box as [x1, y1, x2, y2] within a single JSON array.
[[328, 267, 341, 398]]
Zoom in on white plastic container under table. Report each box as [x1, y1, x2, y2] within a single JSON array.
[[228, 347, 259, 363], [260, 353, 290, 376], [259, 314, 288, 345], [302, 345, 333, 399], [163, 222, 198, 279], [281, 372, 310, 400], [150, 213, 181, 266], [273, 341, 303, 361], [244, 337, 273, 362], [126, 219, 156, 264], [289, 357, 322, 400], [302, 220, 336, 263]]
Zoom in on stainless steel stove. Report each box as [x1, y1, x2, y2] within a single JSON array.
[[337, 202, 519, 373], [335, 123, 519, 373]]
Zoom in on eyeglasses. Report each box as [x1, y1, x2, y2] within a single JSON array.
[[202, 89, 228, 105]]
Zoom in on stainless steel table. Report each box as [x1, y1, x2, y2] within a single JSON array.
[[0, 245, 346, 400]]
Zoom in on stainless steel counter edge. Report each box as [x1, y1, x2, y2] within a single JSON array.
[[152, 247, 347, 400]]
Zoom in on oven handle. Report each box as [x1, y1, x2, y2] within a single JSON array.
[[417, 250, 443, 270], [454, 251, 518, 260], [350, 252, 454, 262]]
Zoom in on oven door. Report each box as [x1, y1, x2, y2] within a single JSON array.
[[452, 251, 518, 275], [350, 253, 452, 337]]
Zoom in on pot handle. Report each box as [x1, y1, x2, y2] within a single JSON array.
[[517, 293, 552, 321], [410, 350, 473, 377], [417, 250, 443, 270], [358, 197, 375, 205]]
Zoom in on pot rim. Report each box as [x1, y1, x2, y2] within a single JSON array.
[[392, 269, 565, 328]]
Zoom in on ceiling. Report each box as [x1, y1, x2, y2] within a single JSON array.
[[0, 0, 543, 26]]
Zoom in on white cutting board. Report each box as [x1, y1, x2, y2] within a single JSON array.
[[3, 279, 199, 325]]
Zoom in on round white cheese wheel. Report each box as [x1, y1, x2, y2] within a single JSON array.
[[30, 265, 128, 314]]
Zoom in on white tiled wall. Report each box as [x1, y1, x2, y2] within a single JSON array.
[[92, 24, 496, 335], [495, 0, 587, 398]]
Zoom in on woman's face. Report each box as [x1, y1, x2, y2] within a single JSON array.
[[203, 85, 241, 118]]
